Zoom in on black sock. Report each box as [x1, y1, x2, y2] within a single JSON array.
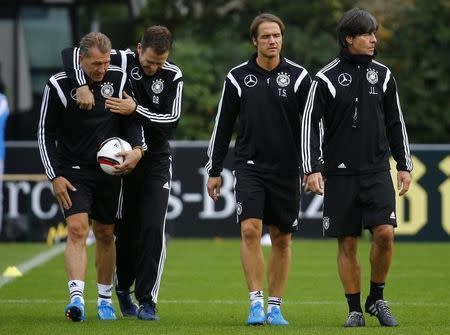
[[369, 281, 385, 302], [345, 293, 362, 313]]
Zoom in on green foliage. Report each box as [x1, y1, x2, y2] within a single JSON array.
[[139, 0, 449, 142], [382, 0, 450, 143]]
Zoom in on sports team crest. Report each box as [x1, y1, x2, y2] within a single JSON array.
[[322, 216, 330, 230], [366, 68, 378, 84], [100, 82, 114, 98], [152, 79, 164, 94], [236, 202, 243, 216], [276, 72, 290, 87]]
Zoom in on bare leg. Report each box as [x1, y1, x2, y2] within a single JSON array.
[[268, 225, 291, 297], [92, 220, 116, 285], [338, 236, 360, 293], [370, 225, 394, 283], [240, 218, 264, 291], [65, 213, 90, 280]]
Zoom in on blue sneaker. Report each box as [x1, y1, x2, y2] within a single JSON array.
[[246, 302, 265, 326], [116, 288, 138, 317], [64, 297, 86, 322], [266, 307, 289, 325], [137, 302, 159, 321], [97, 300, 117, 320]]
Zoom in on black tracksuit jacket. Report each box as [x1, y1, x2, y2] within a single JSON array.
[[37, 67, 145, 180], [301, 49, 413, 176], [206, 53, 311, 177], [62, 48, 183, 154]]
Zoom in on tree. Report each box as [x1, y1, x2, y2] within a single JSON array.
[[382, 0, 450, 143], [138, 0, 449, 142]]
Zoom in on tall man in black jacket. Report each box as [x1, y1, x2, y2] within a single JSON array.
[[62, 26, 183, 321], [302, 8, 412, 327], [38, 32, 144, 322], [206, 13, 310, 326]]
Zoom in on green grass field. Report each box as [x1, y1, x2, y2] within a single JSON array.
[[0, 239, 449, 334]]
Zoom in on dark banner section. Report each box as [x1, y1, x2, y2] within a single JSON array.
[[1, 142, 449, 242]]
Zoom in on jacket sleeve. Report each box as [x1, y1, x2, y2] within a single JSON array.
[[383, 74, 413, 172], [205, 75, 240, 177], [295, 70, 312, 112], [37, 83, 64, 180], [119, 77, 147, 151], [301, 77, 328, 175], [133, 71, 183, 139], [61, 47, 123, 87]]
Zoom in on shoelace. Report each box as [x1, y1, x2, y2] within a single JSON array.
[[376, 301, 393, 318], [348, 311, 362, 321], [140, 303, 159, 314], [99, 304, 115, 317], [250, 305, 263, 316]]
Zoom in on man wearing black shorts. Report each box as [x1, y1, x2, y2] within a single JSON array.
[[61, 26, 183, 320], [206, 13, 310, 326], [302, 8, 412, 327], [38, 32, 144, 322]]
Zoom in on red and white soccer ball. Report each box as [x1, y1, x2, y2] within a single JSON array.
[[97, 137, 132, 175]]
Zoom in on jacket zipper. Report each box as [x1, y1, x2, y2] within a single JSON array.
[[352, 97, 359, 128]]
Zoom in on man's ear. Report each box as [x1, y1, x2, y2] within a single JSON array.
[[252, 37, 257, 47], [345, 36, 353, 46]]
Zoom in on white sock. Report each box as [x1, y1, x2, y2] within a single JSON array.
[[249, 290, 264, 307], [97, 283, 113, 305], [267, 296, 282, 313], [68, 280, 85, 305]]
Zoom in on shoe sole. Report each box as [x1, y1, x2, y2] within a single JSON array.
[[98, 311, 118, 321], [368, 314, 398, 327], [365, 308, 398, 326], [122, 312, 138, 317], [65, 306, 85, 322], [137, 312, 160, 321], [344, 323, 365, 327], [138, 316, 160, 321]]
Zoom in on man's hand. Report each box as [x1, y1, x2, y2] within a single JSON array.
[[52, 176, 77, 210], [397, 170, 411, 196], [304, 172, 324, 195], [207, 176, 222, 201], [76, 85, 95, 110], [113, 148, 143, 175], [105, 92, 136, 115]]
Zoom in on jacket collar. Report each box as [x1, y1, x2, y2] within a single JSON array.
[[339, 48, 376, 66], [248, 53, 286, 73]]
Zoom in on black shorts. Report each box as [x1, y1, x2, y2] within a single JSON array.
[[322, 170, 397, 237], [234, 169, 300, 233], [61, 166, 122, 224]]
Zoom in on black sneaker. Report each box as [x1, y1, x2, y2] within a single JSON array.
[[344, 311, 365, 327], [137, 302, 160, 321], [116, 288, 138, 317], [365, 299, 398, 326]]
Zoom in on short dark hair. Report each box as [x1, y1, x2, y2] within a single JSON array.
[[249, 13, 285, 40], [79, 32, 111, 56], [140, 25, 172, 55], [336, 8, 378, 49]]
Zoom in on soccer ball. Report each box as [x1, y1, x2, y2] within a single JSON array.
[[97, 137, 132, 175]]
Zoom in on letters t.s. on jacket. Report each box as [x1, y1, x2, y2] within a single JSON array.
[[206, 53, 311, 177]]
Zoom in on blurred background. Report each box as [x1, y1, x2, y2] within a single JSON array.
[[0, 0, 449, 242]]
